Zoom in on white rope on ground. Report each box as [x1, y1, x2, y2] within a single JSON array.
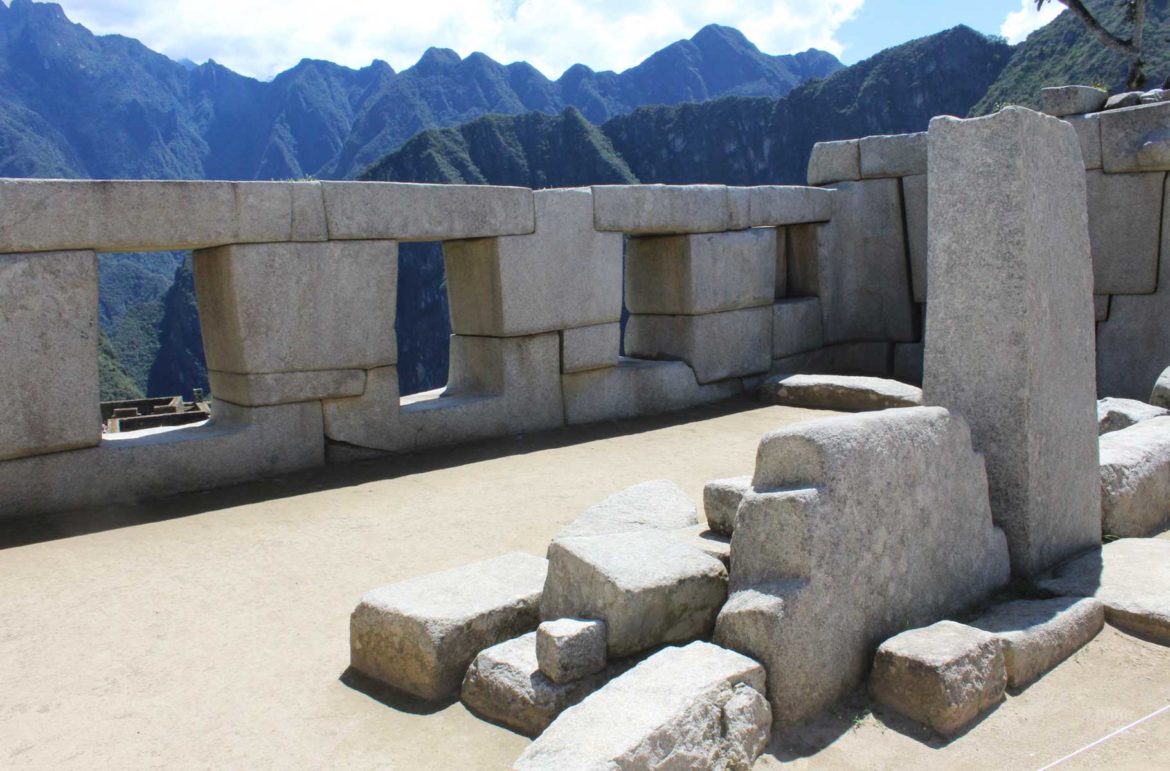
[[1035, 702, 1170, 770]]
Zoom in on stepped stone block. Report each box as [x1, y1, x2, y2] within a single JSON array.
[[903, 173, 928, 302], [716, 408, 1010, 726], [461, 632, 612, 736], [1097, 397, 1167, 434], [1065, 113, 1103, 169], [350, 552, 548, 702], [536, 619, 607, 684], [321, 181, 534, 240], [591, 184, 733, 234], [807, 139, 860, 185], [208, 369, 366, 407], [1035, 539, 1170, 644], [514, 642, 770, 771], [1100, 101, 1170, 173], [0, 179, 326, 254], [1042, 85, 1108, 117], [444, 188, 622, 337], [870, 621, 1006, 736], [560, 323, 619, 374], [703, 476, 751, 535], [816, 178, 916, 343], [0, 250, 100, 462], [625, 306, 772, 384], [924, 107, 1100, 578], [542, 530, 728, 657], [748, 185, 832, 226], [625, 228, 777, 316], [1154, 367, 1170, 408], [194, 240, 398, 376], [969, 597, 1104, 689], [1099, 416, 1170, 537], [772, 296, 823, 358], [554, 479, 698, 540], [760, 374, 923, 411], [561, 358, 741, 425], [0, 400, 325, 520], [1086, 170, 1164, 295], [860, 132, 927, 178]]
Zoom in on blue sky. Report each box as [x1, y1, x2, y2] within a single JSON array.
[[45, 0, 1063, 80]]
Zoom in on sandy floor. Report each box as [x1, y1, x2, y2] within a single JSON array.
[[1, 397, 1168, 770]]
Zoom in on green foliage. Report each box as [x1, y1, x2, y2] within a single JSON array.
[[97, 330, 143, 401]]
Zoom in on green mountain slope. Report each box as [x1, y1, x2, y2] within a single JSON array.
[[98, 330, 143, 401]]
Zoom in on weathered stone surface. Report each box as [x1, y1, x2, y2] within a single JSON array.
[[561, 358, 741, 425], [536, 619, 607, 684], [461, 632, 611, 736], [761, 374, 923, 411], [704, 476, 751, 535], [669, 525, 733, 567], [871, 621, 1006, 736], [0, 180, 327, 253], [591, 184, 733, 234], [542, 530, 728, 657], [969, 598, 1104, 689], [194, 240, 398, 376], [625, 306, 772, 383], [1098, 416, 1170, 537], [771, 341, 893, 379], [208, 369, 366, 407], [1085, 170, 1165, 294], [350, 552, 548, 702], [1035, 539, 1170, 644], [444, 188, 622, 337], [0, 250, 100, 461], [785, 222, 821, 297], [893, 342, 925, 387], [324, 333, 565, 454], [716, 408, 1010, 726], [860, 132, 927, 178], [1154, 367, 1170, 408], [1100, 101, 1170, 172], [1094, 294, 1110, 321], [816, 178, 916, 343], [807, 139, 860, 185], [748, 186, 833, 226], [772, 297, 824, 358], [514, 642, 770, 771], [1042, 85, 1108, 117], [321, 181, 535, 240], [0, 400, 325, 520], [560, 323, 619, 374], [1105, 91, 1143, 111], [1065, 113, 1104, 169], [924, 107, 1100, 578], [903, 173, 928, 302], [1097, 397, 1168, 434], [625, 228, 777, 315], [554, 479, 698, 540], [728, 187, 751, 231], [1142, 89, 1170, 104]]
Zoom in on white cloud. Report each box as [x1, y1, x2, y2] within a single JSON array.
[[55, 0, 864, 80], [1000, 0, 1063, 44]]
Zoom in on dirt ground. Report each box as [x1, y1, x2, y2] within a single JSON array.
[[1, 397, 1168, 770]]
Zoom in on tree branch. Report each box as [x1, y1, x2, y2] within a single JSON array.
[[1040, 0, 1138, 55]]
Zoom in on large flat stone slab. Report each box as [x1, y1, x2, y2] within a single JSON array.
[[1041, 85, 1107, 117], [859, 132, 927, 178], [1100, 101, 1170, 173], [461, 632, 612, 736], [514, 641, 770, 771], [871, 621, 1006, 737], [591, 184, 735, 234], [0, 250, 100, 461], [1099, 417, 1170, 537], [1035, 539, 1170, 644], [321, 181, 535, 240], [444, 188, 622, 337], [0, 179, 326, 253], [924, 107, 1100, 578], [748, 186, 833, 226], [807, 139, 860, 185], [350, 552, 548, 701], [969, 597, 1104, 689], [542, 530, 727, 657], [624, 306, 772, 383], [208, 369, 367, 407], [1098, 397, 1168, 434], [553, 480, 698, 540], [761, 374, 923, 411]]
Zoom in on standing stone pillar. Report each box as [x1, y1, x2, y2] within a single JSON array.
[[923, 107, 1100, 578]]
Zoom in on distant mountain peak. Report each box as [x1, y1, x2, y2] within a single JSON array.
[[414, 47, 462, 70], [692, 24, 757, 52]]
